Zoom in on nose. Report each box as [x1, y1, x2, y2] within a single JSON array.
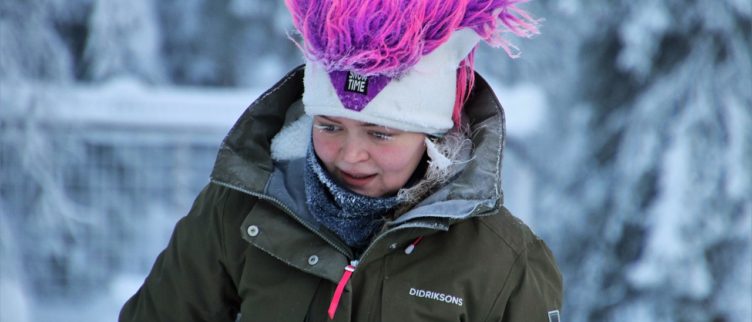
[[340, 136, 369, 163]]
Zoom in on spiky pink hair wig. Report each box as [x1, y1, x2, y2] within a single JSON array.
[[286, 0, 539, 127]]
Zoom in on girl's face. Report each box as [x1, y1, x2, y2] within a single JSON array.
[[312, 115, 426, 198]]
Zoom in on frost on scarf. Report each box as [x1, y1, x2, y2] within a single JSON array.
[[304, 145, 399, 249]]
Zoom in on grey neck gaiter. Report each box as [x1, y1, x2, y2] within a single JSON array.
[[303, 146, 399, 250]]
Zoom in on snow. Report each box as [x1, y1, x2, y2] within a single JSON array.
[[1, 75, 256, 322], [1, 1, 750, 322], [489, 80, 548, 137], [1, 213, 32, 322], [32, 274, 143, 322], [32, 77, 256, 130], [85, 0, 164, 82], [0, 279, 31, 322], [723, 94, 752, 200], [617, 1, 670, 79]]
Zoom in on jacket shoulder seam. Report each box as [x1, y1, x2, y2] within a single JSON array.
[[481, 244, 526, 322], [477, 210, 536, 256]]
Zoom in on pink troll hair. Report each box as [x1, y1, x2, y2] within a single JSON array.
[[455, 49, 476, 126], [285, 0, 540, 126]]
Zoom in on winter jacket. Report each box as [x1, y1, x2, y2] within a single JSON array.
[[119, 65, 563, 322]]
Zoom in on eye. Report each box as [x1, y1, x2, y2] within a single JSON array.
[[370, 131, 393, 141], [314, 123, 341, 133]]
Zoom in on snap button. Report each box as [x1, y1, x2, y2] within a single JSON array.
[[308, 255, 319, 266], [247, 225, 259, 237], [388, 243, 398, 250]]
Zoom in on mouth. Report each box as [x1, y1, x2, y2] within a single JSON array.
[[339, 170, 377, 188]]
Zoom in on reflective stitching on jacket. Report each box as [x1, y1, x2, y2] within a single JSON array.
[[248, 66, 301, 111], [548, 310, 560, 322]]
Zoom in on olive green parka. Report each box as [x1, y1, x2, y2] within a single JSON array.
[[120, 66, 563, 322]]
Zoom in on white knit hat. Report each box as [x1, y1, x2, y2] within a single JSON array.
[[302, 29, 480, 136], [286, 0, 540, 136]]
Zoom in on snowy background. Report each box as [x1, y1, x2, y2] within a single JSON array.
[[1, 0, 750, 321]]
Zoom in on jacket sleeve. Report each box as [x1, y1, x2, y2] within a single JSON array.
[[492, 238, 563, 322], [119, 183, 242, 322]]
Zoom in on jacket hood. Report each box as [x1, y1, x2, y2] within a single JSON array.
[[210, 65, 506, 227]]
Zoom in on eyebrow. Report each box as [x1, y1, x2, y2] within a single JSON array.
[[318, 116, 339, 123], [318, 116, 385, 129]]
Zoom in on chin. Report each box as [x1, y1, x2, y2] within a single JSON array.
[[356, 189, 379, 198], [353, 187, 382, 198]]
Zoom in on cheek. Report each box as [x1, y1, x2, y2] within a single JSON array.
[[374, 143, 425, 177], [375, 147, 413, 170], [312, 132, 338, 167]]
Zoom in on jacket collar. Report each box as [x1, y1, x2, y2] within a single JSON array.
[[210, 65, 506, 226]]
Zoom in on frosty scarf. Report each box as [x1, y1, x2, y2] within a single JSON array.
[[304, 146, 399, 250]]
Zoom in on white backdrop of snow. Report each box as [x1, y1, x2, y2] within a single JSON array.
[[1, 1, 750, 322]]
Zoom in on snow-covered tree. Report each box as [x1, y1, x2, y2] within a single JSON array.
[[84, 0, 164, 83], [0, 0, 74, 82], [154, 0, 299, 86], [1, 0, 749, 321], [497, 0, 752, 321]]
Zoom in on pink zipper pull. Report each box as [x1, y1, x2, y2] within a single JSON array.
[[328, 260, 359, 320]]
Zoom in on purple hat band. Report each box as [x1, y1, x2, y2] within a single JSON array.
[[328, 71, 392, 112]]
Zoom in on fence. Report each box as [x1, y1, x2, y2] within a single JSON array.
[[0, 80, 253, 298]]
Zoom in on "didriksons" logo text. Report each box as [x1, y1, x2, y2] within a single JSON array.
[[408, 287, 463, 306]]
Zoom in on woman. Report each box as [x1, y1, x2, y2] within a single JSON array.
[[120, 1, 562, 321]]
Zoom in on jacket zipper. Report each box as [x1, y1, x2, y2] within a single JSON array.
[[214, 178, 491, 263], [325, 223, 446, 319], [327, 233, 423, 319], [357, 221, 445, 264], [216, 179, 491, 320]]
